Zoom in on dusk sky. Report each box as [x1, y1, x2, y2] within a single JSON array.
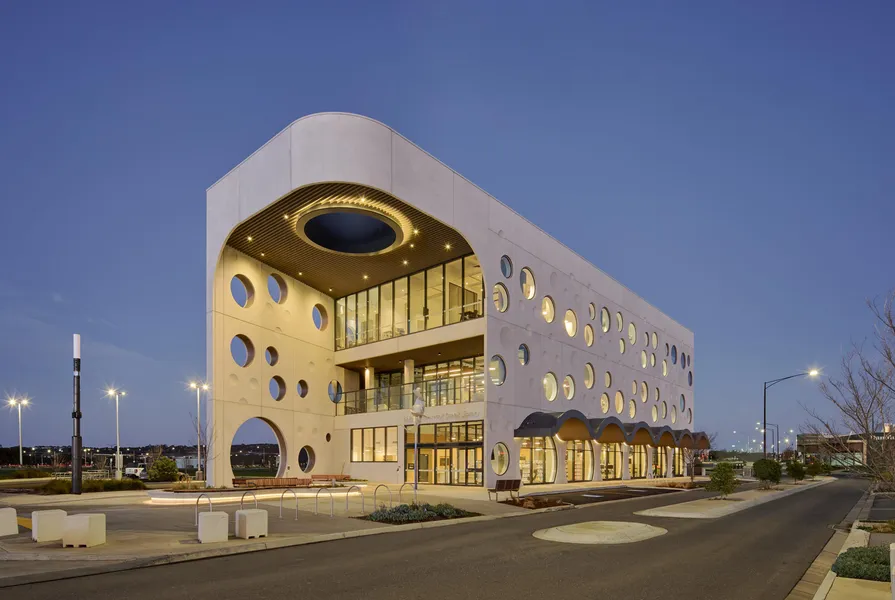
[[1, 2, 893, 450]]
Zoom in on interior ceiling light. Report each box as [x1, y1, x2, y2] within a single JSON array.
[[247, 236, 253, 242]]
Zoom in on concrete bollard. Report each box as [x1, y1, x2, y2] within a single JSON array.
[[235, 509, 268, 540], [62, 514, 106, 548], [32, 509, 67, 542], [198, 511, 228, 544], [0, 507, 18, 537]]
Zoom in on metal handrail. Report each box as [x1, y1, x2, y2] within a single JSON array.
[[194, 493, 212, 526], [279, 489, 299, 520], [315, 488, 333, 517], [345, 485, 364, 515], [240, 490, 258, 510], [337, 376, 486, 416], [398, 482, 417, 504], [373, 484, 392, 509]]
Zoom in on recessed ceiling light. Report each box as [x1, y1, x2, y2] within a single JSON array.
[[363, 274, 368, 280], [260, 252, 265, 257], [402, 259, 408, 266], [410, 243, 415, 248], [445, 243, 451, 250], [247, 236, 253, 242], [413, 228, 419, 235], [328, 288, 333, 292], [283, 214, 289, 220], [298, 272, 303, 276]]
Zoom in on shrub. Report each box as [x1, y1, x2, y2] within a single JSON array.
[[705, 462, 739, 497], [786, 461, 806, 482], [40, 478, 146, 495], [753, 459, 782, 489], [366, 502, 478, 524], [821, 463, 834, 475], [12, 469, 51, 479], [148, 457, 179, 482], [805, 462, 822, 480], [832, 546, 890, 582]]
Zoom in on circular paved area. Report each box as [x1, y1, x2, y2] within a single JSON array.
[[532, 521, 667, 545]]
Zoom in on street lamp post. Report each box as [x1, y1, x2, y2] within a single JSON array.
[[7, 397, 29, 465], [767, 422, 781, 457], [410, 387, 425, 499], [106, 389, 126, 479], [763, 370, 819, 458], [189, 382, 209, 480]]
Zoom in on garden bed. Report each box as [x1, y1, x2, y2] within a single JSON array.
[[360, 503, 480, 524], [832, 545, 890, 582], [501, 496, 568, 509], [40, 478, 147, 494]]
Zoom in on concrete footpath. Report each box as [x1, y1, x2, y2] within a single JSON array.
[[634, 478, 834, 519]]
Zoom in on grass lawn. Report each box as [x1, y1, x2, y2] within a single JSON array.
[[0, 468, 53, 480]]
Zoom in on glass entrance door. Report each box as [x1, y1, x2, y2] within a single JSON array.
[[436, 449, 451, 484]]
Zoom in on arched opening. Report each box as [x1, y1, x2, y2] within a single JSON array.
[[229, 417, 287, 480]]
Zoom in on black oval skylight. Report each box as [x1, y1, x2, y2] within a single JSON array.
[[303, 211, 397, 254]]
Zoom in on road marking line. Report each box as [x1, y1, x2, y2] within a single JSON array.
[[582, 494, 603, 499]]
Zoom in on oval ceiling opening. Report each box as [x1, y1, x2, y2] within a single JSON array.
[[302, 211, 399, 255]]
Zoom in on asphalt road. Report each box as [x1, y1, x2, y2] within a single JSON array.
[[4, 477, 866, 600]]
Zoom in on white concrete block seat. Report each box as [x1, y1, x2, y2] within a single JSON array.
[[0, 507, 18, 537], [32, 509, 67, 542], [62, 514, 106, 548], [235, 509, 268, 540], [198, 511, 229, 544]]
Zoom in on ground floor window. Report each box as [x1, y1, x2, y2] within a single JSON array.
[[565, 440, 594, 482], [519, 437, 557, 484], [404, 420, 483, 486], [600, 443, 622, 480], [652, 449, 668, 478], [673, 447, 684, 477], [629, 445, 648, 479], [350, 426, 398, 462]]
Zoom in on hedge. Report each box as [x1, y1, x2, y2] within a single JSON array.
[[832, 546, 890, 582]]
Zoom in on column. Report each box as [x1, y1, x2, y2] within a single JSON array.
[[554, 440, 568, 485], [646, 446, 654, 479], [621, 444, 631, 480], [364, 367, 375, 389], [593, 442, 602, 481], [402, 359, 415, 409], [665, 447, 674, 478]]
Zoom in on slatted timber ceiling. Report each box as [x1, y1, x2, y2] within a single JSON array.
[[227, 183, 473, 299]]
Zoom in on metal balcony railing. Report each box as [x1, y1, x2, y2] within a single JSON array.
[[335, 377, 485, 416]]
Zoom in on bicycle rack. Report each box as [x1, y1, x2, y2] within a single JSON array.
[[194, 493, 213, 526], [315, 488, 334, 517], [345, 485, 364, 515], [373, 484, 393, 509], [398, 482, 417, 504], [240, 490, 258, 511], [279, 488, 299, 520]]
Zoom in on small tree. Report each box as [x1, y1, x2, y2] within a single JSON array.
[[806, 461, 822, 480], [753, 458, 782, 489], [148, 456, 179, 482], [705, 462, 738, 498], [786, 460, 806, 482]]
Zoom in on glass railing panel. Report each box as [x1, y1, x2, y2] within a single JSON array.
[[335, 377, 483, 416]]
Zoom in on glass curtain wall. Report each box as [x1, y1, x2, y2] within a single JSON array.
[[335, 254, 483, 350], [629, 445, 648, 478], [519, 437, 557, 484], [673, 448, 684, 477], [565, 440, 594, 482], [653, 448, 669, 478], [600, 443, 623, 480], [404, 420, 483, 486]]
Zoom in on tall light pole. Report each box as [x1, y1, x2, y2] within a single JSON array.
[[106, 389, 126, 479], [767, 422, 781, 457], [763, 369, 819, 458], [189, 382, 209, 480], [7, 397, 29, 465], [410, 387, 425, 499], [72, 334, 83, 494]]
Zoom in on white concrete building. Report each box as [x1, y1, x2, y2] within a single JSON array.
[[205, 113, 708, 489]]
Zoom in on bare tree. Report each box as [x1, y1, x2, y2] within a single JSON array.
[[805, 291, 895, 486], [189, 412, 217, 483], [683, 432, 717, 482]]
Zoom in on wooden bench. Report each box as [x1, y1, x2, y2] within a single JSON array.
[[311, 474, 351, 484], [232, 477, 313, 488], [487, 479, 521, 501]]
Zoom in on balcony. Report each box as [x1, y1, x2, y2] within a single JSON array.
[[336, 376, 485, 416]]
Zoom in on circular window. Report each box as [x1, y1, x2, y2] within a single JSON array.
[[520, 268, 536, 300], [671, 406, 677, 424], [650, 353, 656, 367], [500, 256, 513, 278], [662, 360, 668, 376], [601, 307, 610, 333], [584, 324, 594, 347], [230, 334, 255, 367], [542, 296, 555, 323], [651, 405, 658, 422], [680, 394, 686, 411], [300, 210, 401, 255], [661, 401, 668, 419], [665, 343, 670, 356], [688, 371, 693, 386], [269, 376, 286, 401], [640, 382, 648, 402], [588, 303, 596, 320], [687, 408, 693, 424], [327, 380, 343, 403], [489, 355, 506, 386], [641, 350, 647, 369], [642, 332, 648, 346], [326, 433, 331, 442], [651, 332, 658, 349], [518, 344, 530, 366], [584, 363, 594, 389], [265, 346, 279, 366], [628, 322, 637, 345], [543, 373, 558, 401], [615, 311, 623, 332], [230, 275, 254, 308], [493, 283, 509, 313], [619, 339, 625, 354], [631, 380, 637, 395], [671, 345, 678, 365], [563, 375, 575, 400], [604, 371, 612, 388], [313, 304, 328, 331], [564, 309, 577, 337], [491, 443, 510, 476], [600, 393, 610, 414], [297, 380, 309, 398], [298, 446, 315, 473], [655, 387, 660, 401], [687, 355, 691, 367], [682, 354, 687, 370], [614, 391, 624, 414], [267, 274, 288, 304], [628, 400, 636, 419]]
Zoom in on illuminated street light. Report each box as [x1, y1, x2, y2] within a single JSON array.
[[7, 397, 30, 465], [106, 389, 126, 479], [762, 369, 820, 458], [189, 382, 210, 479]]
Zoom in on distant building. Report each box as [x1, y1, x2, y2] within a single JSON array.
[[797, 433, 866, 466]]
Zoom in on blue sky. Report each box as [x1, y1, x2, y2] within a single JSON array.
[[1, 2, 893, 449]]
